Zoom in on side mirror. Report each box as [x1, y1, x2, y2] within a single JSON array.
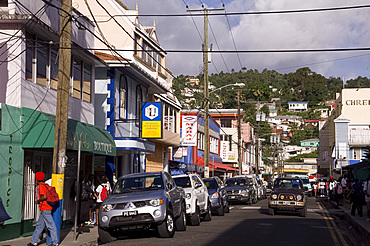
[[166, 183, 173, 191], [195, 182, 202, 188]]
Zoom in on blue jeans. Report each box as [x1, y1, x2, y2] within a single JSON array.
[[31, 209, 58, 245]]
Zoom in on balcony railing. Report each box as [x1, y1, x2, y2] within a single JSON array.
[[114, 119, 140, 138], [349, 129, 370, 146]]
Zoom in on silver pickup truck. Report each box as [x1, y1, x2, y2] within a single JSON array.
[[98, 171, 186, 244]]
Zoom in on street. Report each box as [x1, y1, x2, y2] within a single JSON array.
[[106, 197, 365, 246]]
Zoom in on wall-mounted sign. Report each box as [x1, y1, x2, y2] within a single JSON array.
[[220, 141, 229, 161], [181, 116, 197, 146], [142, 102, 162, 139], [173, 147, 188, 159]]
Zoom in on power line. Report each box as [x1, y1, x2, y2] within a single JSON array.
[[59, 46, 370, 54], [221, 0, 243, 70], [208, 19, 229, 73], [94, 4, 370, 20]]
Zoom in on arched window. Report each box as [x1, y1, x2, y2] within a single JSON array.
[[136, 85, 142, 125], [119, 76, 127, 119]]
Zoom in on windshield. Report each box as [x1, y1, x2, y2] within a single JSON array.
[[274, 179, 302, 189], [113, 175, 163, 194], [204, 179, 218, 189], [173, 176, 192, 188], [225, 178, 249, 187], [302, 179, 309, 184]]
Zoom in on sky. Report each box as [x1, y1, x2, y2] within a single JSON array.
[[121, 0, 370, 81]]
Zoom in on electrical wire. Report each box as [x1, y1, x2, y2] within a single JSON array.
[[94, 4, 370, 20], [221, 0, 243, 70], [208, 19, 229, 73]]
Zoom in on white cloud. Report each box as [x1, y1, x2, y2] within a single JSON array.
[[122, 0, 370, 79]]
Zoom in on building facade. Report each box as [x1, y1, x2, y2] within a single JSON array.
[[0, 0, 115, 241], [74, 0, 180, 177], [318, 88, 370, 177]]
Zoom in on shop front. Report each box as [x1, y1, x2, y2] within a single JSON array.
[[0, 105, 116, 241]]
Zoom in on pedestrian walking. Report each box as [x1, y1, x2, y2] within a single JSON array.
[[28, 172, 59, 246], [329, 178, 335, 200], [348, 178, 364, 217], [86, 174, 97, 225], [363, 174, 370, 222], [79, 178, 94, 233], [313, 182, 318, 197], [94, 176, 111, 226]]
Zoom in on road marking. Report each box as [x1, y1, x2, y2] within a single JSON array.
[[318, 201, 348, 246], [241, 206, 261, 210]]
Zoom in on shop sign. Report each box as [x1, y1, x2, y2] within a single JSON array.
[[221, 141, 229, 161], [181, 116, 197, 146], [142, 102, 162, 139]]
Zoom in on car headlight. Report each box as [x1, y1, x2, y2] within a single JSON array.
[[149, 199, 164, 206], [271, 194, 278, 200], [186, 193, 192, 199], [101, 204, 114, 212], [296, 195, 303, 201], [211, 192, 219, 199]]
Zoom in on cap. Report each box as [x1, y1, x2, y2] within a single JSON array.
[[35, 172, 45, 181]]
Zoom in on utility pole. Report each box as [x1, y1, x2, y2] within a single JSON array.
[[187, 6, 223, 178], [237, 90, 242, 175], [52, 0, 72, 241]]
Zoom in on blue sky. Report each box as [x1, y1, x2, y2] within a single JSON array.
[[122, 0, 370, 81]]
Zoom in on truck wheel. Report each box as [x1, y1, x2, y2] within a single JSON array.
[[299, 206, 307, 217], [190, 206, 200, 226], [157, 210, 175, 238], [248, 196, 252, 205], [217, 202, 225, 216], [268, 208, 275, 215], [175, 203, 187, 231], [224, 201, 230, 213], [203, 200, 212, 221], [98, 227, 116, 244]]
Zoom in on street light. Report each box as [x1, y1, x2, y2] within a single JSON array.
[[204, 82, 245, 178]]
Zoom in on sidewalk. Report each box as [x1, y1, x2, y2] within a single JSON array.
[[0, 225, 98, 246], [339, 203, 370, 243]]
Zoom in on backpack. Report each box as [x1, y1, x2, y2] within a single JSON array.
[[337, 185, 343, 195], [42, 183, 59, 207], [100, 185, 108, 201]]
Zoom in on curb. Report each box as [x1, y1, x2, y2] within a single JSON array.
[[342, 211, 370, 244]]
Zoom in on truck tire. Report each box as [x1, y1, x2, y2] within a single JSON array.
[[175, 203, 187, 231], [157, 210, 175, 238], [224, 201, 230, 213], [98, 227, 116, 244], [299, 206, 307, 217], [190, 206, 200, 226], [203, 200, 212, 221], [268, 208, 275, 215]]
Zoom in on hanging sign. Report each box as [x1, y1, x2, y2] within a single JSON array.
[[181, 116, 197, 146], [142, 102, 162, 139]]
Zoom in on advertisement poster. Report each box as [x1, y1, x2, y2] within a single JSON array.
[[181, 116, 197, 146]]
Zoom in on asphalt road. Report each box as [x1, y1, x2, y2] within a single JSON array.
[[107, 197, 355, 246]]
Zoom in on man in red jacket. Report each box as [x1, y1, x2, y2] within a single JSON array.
[[28, 172, 59, 246]]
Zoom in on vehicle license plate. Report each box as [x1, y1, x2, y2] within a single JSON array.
[[123, 211, 137, 216], [229, 196, 236, 199], [283, 201, 290, 205]]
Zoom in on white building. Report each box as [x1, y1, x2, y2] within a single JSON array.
[[288, 102, 308, 112], [318, 88, 370, 178]]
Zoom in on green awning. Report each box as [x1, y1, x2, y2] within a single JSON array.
[[22, 108, 116, 156]]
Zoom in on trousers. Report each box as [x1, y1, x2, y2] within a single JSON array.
[[31, 209, 58, 245]]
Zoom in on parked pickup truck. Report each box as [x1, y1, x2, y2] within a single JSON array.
[[98, 171, 187, 244]]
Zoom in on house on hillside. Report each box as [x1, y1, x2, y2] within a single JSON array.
[[288, 101, 308, 112]]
